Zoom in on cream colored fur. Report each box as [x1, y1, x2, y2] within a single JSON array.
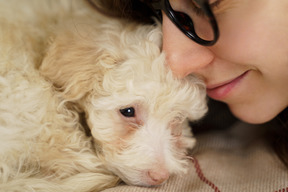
[[0, 0, 207, 191]]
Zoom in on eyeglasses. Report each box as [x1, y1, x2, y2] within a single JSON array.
[[151, 0, 219, 46]]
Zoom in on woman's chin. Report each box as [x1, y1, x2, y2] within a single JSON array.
[[228, 103, 285, 124]]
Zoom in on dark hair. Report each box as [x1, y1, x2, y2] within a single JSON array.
[[87, 0, 288, 169], [86, 0, 157, 24], [270, 108, 288, 168]]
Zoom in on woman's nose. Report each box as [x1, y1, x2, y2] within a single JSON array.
[[162, 14, 215, 78]]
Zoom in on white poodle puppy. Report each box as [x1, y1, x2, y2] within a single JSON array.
[[0, 0, 207, 191]]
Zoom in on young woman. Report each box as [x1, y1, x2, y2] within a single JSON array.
[[90, 0, 288, 167]]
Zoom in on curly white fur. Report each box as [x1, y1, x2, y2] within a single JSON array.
[[0, 0, 207, 191]]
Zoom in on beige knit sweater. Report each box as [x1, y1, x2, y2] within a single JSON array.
[[103, 121, 288, 192]]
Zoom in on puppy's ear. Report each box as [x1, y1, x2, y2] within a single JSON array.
[[40, 29, 116, 102]]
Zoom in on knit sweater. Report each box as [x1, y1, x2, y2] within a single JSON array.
[[103, 121, 288, 192]]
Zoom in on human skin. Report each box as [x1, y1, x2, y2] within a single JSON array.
[[162, 0, 288, 124]]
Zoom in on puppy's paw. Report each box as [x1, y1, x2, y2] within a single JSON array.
[[180, 119, 197, 149], [182, 136, 196, 150]]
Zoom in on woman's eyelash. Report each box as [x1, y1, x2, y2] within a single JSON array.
[[191, 6, 205, 17]]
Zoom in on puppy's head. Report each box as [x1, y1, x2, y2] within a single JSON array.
[[41, 18, 207, 187]]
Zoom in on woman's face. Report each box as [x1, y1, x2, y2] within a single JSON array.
[[162, 0, 288, 124]]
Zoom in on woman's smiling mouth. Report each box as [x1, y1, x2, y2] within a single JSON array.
[[206, 70, 250, 100]]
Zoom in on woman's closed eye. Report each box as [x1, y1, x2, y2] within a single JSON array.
[[171, 0, 223, 17], [192, 0, 223, 16]]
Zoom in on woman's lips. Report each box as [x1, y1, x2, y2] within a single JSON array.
[[206, 70, 250, 100]]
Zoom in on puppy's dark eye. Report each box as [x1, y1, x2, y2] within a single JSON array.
[[119, 107, 135, 117]]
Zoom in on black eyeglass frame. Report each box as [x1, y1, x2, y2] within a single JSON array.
[[152, 0, 219, 46]]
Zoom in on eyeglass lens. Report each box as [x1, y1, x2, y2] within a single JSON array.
[[169, 0, 214, 41]]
